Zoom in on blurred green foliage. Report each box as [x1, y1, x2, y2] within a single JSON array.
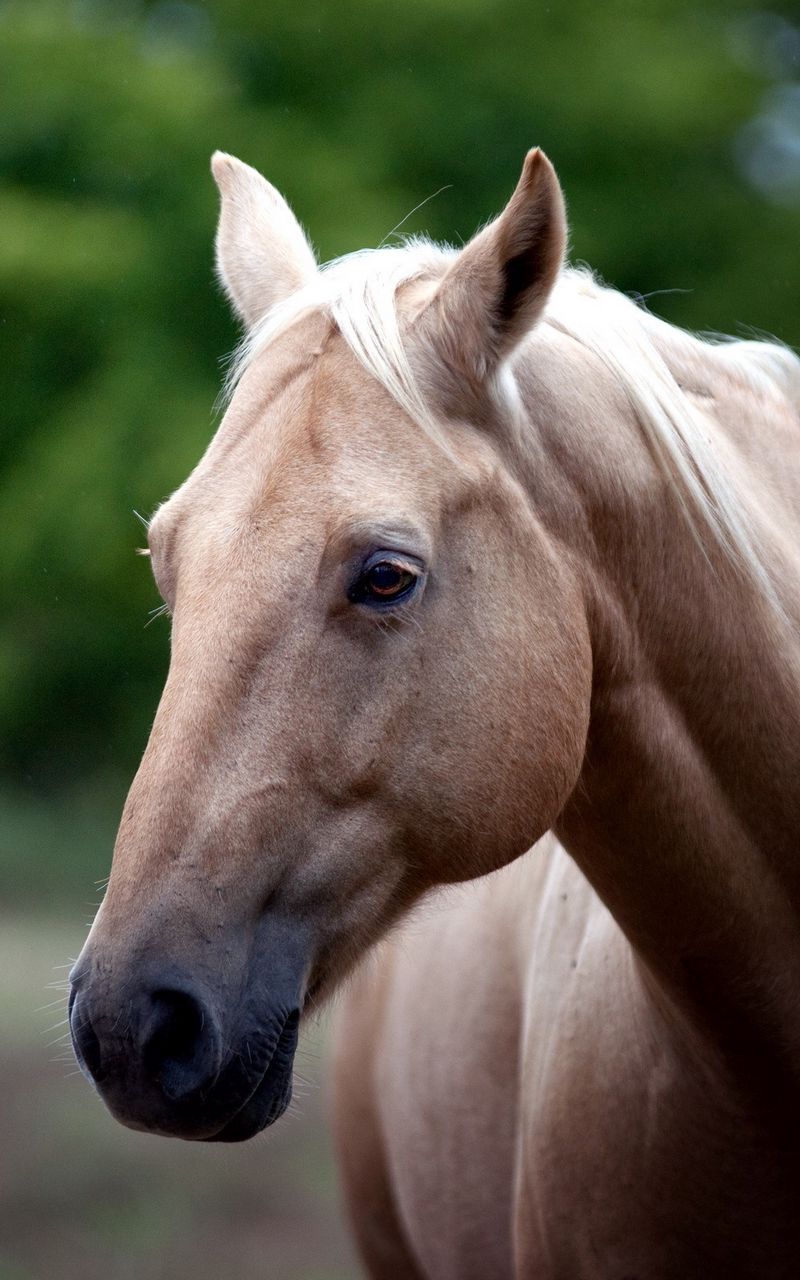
[[0, 0, 798, 903]]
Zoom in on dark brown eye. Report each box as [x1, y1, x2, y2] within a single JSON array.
[[349, 557, 421, 606], [365, 561, 416, 599]]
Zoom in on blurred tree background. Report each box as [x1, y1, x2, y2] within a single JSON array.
[[1, 0, 799, 904], [0, 1, 797, 1276]]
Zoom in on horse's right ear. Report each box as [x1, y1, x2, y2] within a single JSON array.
[[211, 152, 317, 330]]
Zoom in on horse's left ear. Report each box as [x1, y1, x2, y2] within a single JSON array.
[[422, 148, 566, 380], [211, 151, 317, 329]]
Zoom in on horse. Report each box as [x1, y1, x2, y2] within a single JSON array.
[[68, 147, 800, 1278]]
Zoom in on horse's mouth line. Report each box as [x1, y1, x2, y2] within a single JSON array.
[[199, 1007, 300, 1142]]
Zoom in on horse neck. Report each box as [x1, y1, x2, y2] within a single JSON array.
[[515, 324, 800, 1104]]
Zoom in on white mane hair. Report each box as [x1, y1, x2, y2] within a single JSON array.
[[228, 238, 799, 611]]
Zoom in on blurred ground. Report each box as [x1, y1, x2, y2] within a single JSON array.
[[0, 915, 359, 1280]]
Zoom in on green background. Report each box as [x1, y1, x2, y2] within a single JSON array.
[[0, 1, 797, 1275]]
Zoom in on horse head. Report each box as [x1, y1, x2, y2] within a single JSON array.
[[69, 149, 592, 1141]]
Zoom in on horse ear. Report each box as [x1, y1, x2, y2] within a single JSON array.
[[423, 148, 566, 379], [211, 152, 317, 329]]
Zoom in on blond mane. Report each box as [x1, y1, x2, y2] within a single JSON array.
[[228, 240, 798, 611]]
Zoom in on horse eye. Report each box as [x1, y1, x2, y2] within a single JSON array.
[[367, 562, 415, 597], [349, 558, 419, 605]]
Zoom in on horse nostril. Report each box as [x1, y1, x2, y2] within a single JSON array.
[[142, 988, 220, 1101]]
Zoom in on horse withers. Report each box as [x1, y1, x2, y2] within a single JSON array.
[[70, 149, 800, 1277]]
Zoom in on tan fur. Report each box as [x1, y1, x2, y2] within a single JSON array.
[[74, 152, 800, 1275]]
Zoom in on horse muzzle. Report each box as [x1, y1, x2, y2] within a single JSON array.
[[68, 916, 310, 1142]]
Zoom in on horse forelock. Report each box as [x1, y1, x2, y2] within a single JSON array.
[[226, 239, 798, 621], [225, 239, 454, 436]]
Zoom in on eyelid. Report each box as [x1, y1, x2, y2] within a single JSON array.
[[362, 549, 424, 575]]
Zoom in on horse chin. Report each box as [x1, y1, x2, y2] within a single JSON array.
[[202, 1011, 300, 1143], [203, 1071, 292, 1142]]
